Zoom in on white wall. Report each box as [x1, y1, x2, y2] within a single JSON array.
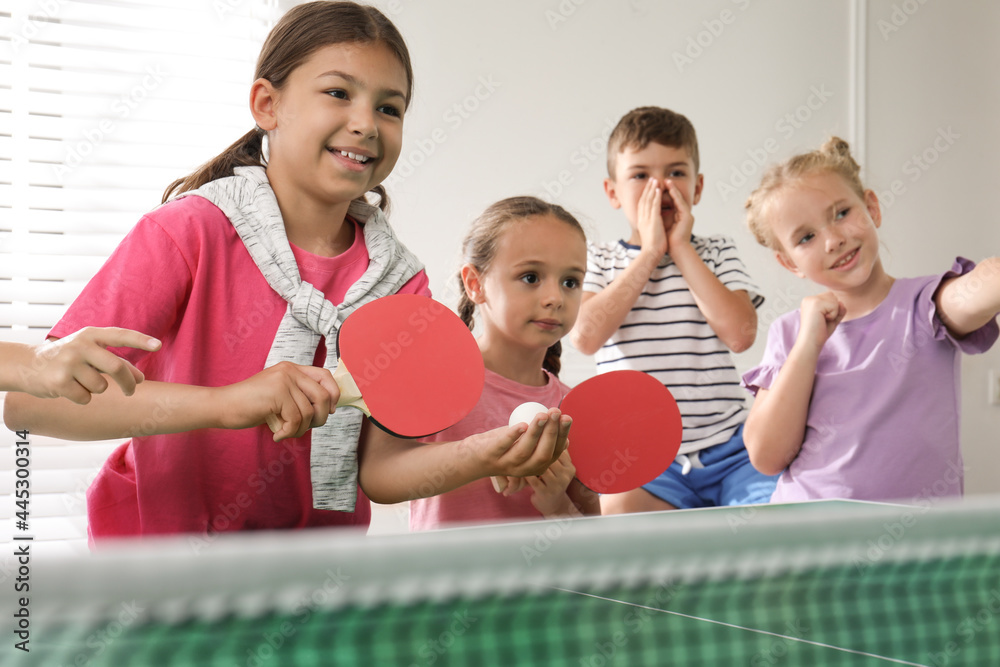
[[864, 0, 1000, 494], [292, 0, 999, 497], [368, 0, 851, 375]]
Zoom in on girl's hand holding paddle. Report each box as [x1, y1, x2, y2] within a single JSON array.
[[218, 362, 340, 441]]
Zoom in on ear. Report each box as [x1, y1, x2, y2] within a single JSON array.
[[249, 78, 279, 131], [692, 173, 705, 206], [864, 189, 882, 229], [603, 178, 623, 210], [775, 250, 805, 278], [461, 264, 486, 304]]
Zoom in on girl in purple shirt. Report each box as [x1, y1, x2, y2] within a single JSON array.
[[741, 137, 999, 503]]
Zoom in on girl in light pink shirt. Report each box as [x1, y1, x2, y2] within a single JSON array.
[[741, 137, 999, 503], [410, 197, 601, 530]]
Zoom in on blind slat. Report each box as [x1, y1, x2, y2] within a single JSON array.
[[0, 492, 92, 519], [0, 232, 125, 256], [2, 208, 140, 234], [0, 135, 229, 171], [0, 277, 86, 304], [0, 88, 249, 125], [0, 515, 87, 541], [1, 17, 264, 59], [0, 63, 248, 101], [0, 302, 70, 327], [0, 253, 108, 280]]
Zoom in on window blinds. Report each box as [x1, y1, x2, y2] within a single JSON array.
[[1, 0, 278, 555]]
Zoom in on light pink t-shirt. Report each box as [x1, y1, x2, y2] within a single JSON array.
[[408, 368, 570, 531], [51, 195, 430, 543], [742, 258, 998, 504]]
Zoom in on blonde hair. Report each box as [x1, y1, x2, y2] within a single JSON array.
[[458, 196, 585, 377], [745, 137, 866, 250]]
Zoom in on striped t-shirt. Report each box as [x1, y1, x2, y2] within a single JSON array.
[[584, 235, 764, 455]]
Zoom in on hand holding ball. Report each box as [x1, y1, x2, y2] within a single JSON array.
[[491, 402, 551, 494]]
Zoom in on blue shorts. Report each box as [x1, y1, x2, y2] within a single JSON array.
[[642, 425, 778, 509]]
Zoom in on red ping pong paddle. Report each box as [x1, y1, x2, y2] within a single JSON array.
[[562, 370, 682, 493], [496, 370, 682, 494], [267, 294, 485, 438]]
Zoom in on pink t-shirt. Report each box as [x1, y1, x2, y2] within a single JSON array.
[[51, 195, 430, 543], [408, 368, 570, 531]]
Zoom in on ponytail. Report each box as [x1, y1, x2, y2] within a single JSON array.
[[161, 127, 265, 203], [456, 273, 476, 331], [542, 342, 562, 377]]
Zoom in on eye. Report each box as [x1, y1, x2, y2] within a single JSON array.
[[378, 103, 403, 118], [835, 207, 850, 220], [326, 89, 348, 100], [520, 273, 540, 285], [670, 169, 686, 178], [797, 232, 815, 245], [563, 277, 581, 290], [630, 172, 647, 180]]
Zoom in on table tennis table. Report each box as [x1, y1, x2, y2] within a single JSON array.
[[8, 498, 1000, 666]]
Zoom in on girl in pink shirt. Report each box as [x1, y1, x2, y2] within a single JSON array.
[[4, 3, 569, 544], [741, 137, 999, 503], [410, 197, 601, 530]]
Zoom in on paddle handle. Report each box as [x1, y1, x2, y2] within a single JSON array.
[[332, 360, 368, 413], [263, 360, 369, 435]]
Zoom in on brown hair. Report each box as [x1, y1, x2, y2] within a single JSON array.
[[606, 106, 700, 178], [161, 1, 413, 211], [458, 196, 585, 377], [745, 137, 866, 250]]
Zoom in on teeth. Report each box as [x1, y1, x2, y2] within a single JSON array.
[[338, 150, 369, 163], [834, 250, 857, 268]]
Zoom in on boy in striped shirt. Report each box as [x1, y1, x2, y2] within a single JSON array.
[[570, 107, 778, 513]]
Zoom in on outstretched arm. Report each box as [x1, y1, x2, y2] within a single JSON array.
[[935, 256, 1000, 337], [357, 409, 571, 504], [743, 293, 845, 475], [0, 327, 160, 403], [4, 361, 339, 442]]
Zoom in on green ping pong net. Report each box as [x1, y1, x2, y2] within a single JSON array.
[[12, 499, 1000, 666]]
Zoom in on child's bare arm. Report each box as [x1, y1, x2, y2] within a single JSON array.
[[3, 361, 339, 442], [934, 256, 1000, 337], [0, 327, 160, 403], [570, 255, 659, 354], [571, 179, 665, 355], [744, 293, 845, 475], [663, 180, 757, 353], [358, 411, 571, 504]]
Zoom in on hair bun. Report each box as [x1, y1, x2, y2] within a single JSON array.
[[820, 136, 861, 178], [820, 136, 851, 158]]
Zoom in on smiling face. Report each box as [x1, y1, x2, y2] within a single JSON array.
[[467, 214, 587, 356], [254, 41, 408, 213], [767, 170, 885, 293], [604, 141, 703, 243]]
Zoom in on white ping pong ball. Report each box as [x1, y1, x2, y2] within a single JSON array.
[[508, 401, 549, 427]]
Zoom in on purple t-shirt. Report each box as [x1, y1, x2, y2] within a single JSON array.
[[742, 258, 998, 504]]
